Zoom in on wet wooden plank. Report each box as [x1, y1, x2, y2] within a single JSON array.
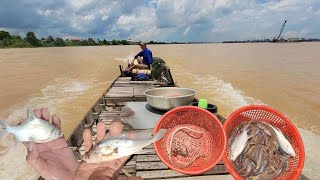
[[136, 161, 168, 170], [105, 102, 126, 106], [136, 155, 161, 162], [136, 165, 228, 179], [113, 83, 134, 86], [130, 81, 157, 84], [115, 77, 131, 82], [104, 97, 135, 103], [136, 160, 225, 171], [120, 165, 136, 174], [125, 156, 137, 166]]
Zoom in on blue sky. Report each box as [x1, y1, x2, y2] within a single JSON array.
[[0, 0, 319, 42]]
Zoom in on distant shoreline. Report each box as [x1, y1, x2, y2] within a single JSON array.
[[1, 30, 320, 49], [2, 41, 320, 49]]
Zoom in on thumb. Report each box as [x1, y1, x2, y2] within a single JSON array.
[[25, 143, 49, 174], [25, 142, 39, 161]]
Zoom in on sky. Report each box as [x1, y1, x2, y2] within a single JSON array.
[[0, 0, 319, 42]]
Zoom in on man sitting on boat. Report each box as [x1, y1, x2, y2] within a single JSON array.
[[126, 42, 153, 71]]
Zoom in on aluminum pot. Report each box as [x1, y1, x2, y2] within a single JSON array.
[[144, 87, 196, 111]]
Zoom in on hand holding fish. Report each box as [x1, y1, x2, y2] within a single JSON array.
[[74, 121, 143, 180], [23, 108, 78, 180]]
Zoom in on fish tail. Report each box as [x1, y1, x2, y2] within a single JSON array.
[[0, 120, 9, 130]]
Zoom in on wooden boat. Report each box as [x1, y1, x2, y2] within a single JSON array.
[[49, 64, 230, 179]]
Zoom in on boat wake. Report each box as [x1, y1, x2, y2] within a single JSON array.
[[114, 53, 136, 63], [5, 78, 92, 124], [173, 68, 264, 116]]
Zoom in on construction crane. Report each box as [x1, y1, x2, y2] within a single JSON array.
[[273, 20, 287, 42]]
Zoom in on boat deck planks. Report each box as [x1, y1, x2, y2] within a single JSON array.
[[75, 77, 230, 179]]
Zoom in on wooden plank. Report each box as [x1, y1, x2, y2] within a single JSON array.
[[115, 81, 131, 83], [137, 149, 156, 155], [114, 78, 131, 82], [134, 97, 147, 101], [172, 175, 234, 180], [136, 161, 168, 170], [136, 155, 161, 162], [105, 102, 126, 107], [105, 97, 134, 103], [130, 80, 157, 84], [136, 160, 224, 171], [106, 95, 134, 98], [125, 157, 136, 166], [120, 165, 136, 174], [136, 165, 228, 179], [100, 117, 115, 122]]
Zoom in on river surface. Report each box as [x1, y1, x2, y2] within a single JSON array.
[[0, 44, 319, 179]]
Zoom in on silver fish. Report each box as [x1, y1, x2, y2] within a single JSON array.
[[230, 121, 252, 161], [0, 107, 63, 143], [268, 124, 296, 157], [83, 129, 167, 163]]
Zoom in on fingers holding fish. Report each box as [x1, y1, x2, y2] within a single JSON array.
[[52, 114, 61, 129], [96, 121, 106, 143], [108, 119, 125, 138], [83, 128, 93, 152], [40, 108, 51, 123], [33, 108, 42, 119]]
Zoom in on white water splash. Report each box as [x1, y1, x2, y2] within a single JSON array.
[[174, 69, 264, 115], [114, 53, 136, 63], [5, 78, 92, 124]]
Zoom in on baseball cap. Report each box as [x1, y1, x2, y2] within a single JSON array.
[[139, 42, 146, 46]]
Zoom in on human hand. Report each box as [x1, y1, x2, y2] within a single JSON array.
[[131, 59, 135, 66], [74, 121, 132, 180], [23, 108, 78, 180]]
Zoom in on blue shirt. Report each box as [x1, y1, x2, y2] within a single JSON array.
[[134, 48, 153, 65]]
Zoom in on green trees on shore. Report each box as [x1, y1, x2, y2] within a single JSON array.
[[0, 31, 32, 48], [0, 31, 136, 48]]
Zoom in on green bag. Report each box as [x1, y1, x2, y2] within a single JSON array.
[[151, 57, 166, 80]]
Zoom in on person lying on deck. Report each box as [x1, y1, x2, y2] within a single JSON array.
[[126, 42, 153, 71]]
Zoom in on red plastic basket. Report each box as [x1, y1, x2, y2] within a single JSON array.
[[153, 106, 227, 175], [222, 105, 305, 180]]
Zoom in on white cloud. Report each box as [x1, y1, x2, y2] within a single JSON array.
[[0, 0, 319, 41], [183, 26, 190, 36], [69, 0, 93, 9], [71, 15, 95, 31], [116, 15, 136, 27], [37, 9, 53, 16], [101, 15, 109, 21], [83, 14, 95, 21]]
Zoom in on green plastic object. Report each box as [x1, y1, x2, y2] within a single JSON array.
[[198, 99, 208, 109]]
